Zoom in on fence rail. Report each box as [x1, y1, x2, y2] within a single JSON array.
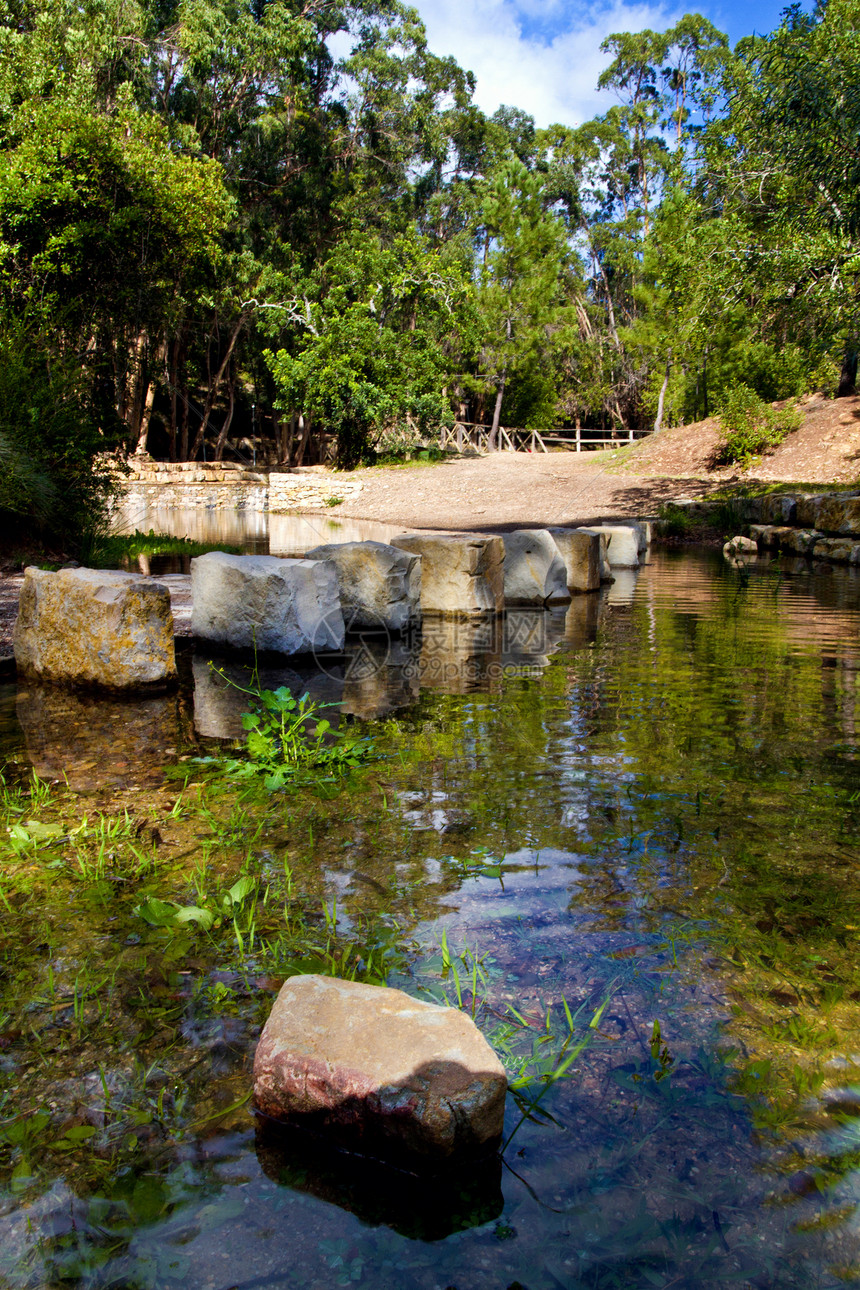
[[439, 423, 652, 454]]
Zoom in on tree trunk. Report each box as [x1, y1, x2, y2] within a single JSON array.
[[135, 376, 158, 455], [213, 364, 236, 461], [654, 359, 671, 433], [838, 348, 858, 397], [294, 413, 312, 466], [189, 314, 246, 459], [489, 373, 506, 451]]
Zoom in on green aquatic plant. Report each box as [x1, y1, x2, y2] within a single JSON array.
[[198, 673, 375, 791]]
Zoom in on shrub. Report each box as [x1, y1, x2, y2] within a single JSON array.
[[715, 385, 803, 467], [0, 313, 120, 550]]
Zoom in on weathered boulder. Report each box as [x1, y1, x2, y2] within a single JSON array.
[[811, 537, 860, 565], [305, 540, 421, 633], [580, 525, 639, 569], [761, 494, 798, 525], [191, 552, 344, 654], [253, 975, 507, 1163], [501, 530, 570, 605], [795, 494, 829, 529], [391, 534, 504, 616], [811, 495, 860, 537], [547, 528, 601, 593], [782, 529, 824, 556], [576, 528, 613, 581], [749, 524, 779, 548], [723, 534, 758, 560], [13, 567, 175, 689]]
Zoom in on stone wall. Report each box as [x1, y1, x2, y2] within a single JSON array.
[[120, 460, 363, 514]]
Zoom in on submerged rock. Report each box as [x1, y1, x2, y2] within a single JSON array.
[[392, 534, 504, 616], [253, 975, 507, 1163], [191, 552, 344, 654], [501, 530, 570, 605], [13, 567, 175, 689], [305, 540, 421, 632]]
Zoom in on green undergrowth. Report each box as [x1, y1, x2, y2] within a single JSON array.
[[714, 386, 803, 467], [82, 528, 240, 569]]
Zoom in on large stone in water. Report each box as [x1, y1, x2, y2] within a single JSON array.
[[191, 552, 344, 653], [547, 528, 601, 593], [813, 536, 860, 564], [761, 494, 798, 525], [782, 529, 823, 556], [253, 975, 507, 1163], [501, 530, 570, 605], [583, 525, 640, 569], [609, 519, 652, 556], [13, 567, 175, 689], [576, 528, 614, 580], [391, 534, 504, 616], [305, 540, 421, 632]]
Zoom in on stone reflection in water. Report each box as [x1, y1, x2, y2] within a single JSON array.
[[16, 684, 181, 790], [417, 615, 503, 694], [192, 655, 343, 740], [502, 608, 568, 673], [605, 566, 640, 605], [339, 636, 420, 719], [562, 589, 603, 647], [255, 1120, 503, 1241]]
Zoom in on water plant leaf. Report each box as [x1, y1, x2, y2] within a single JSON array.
[[134, 896, 181, 927], [225, 876, 255, 906], [173, 905, 215, 930]]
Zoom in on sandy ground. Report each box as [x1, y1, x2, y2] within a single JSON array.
[[339, 451, 722, 533]]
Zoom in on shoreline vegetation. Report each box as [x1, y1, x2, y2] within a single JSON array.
[[1, 0, 859, 556]]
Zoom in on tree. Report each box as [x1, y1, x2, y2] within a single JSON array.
[[265, 228, 469, 466]]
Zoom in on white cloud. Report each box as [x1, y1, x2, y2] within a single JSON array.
[[412, 0, 682, 127]]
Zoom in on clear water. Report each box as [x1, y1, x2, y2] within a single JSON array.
[[4, 549, 860, 1288], [115, 499, 407, 557]]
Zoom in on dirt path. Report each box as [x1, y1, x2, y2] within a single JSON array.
[[338, 450, 721, 533]]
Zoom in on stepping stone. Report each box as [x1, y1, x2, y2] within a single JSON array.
[[391, 534, 504, 616], [580, 525, 640, 569], [305, 540, 421, 632], [547, 528, 602, 592], [191, 552, 344, 654], [13, 567, 175, 689], [501, 530, 570, 605]]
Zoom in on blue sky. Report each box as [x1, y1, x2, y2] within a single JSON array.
[[410, 0, 797, 127]]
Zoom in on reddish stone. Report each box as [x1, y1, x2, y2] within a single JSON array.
[[253, 975, 507, 1162]]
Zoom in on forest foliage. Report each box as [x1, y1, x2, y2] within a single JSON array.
[[0, 0, 856, 529]]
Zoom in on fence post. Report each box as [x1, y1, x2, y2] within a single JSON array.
[[576, 425, 581, 453], [628, 427, 634, 443]]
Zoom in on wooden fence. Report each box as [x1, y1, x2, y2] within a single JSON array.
[[438, 423, 653, 454]]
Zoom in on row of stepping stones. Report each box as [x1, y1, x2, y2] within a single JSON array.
[[13, 524, 649, 690]]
